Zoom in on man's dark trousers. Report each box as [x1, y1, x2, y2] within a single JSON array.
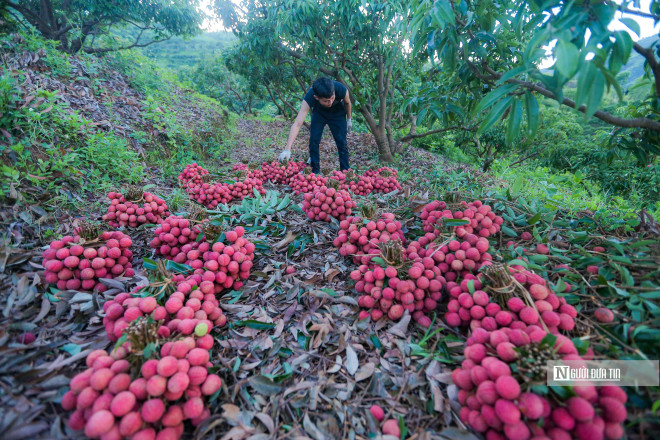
[[308, 108, 349, 174]]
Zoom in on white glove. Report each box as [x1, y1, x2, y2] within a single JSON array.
[[278, 149, 291, 162], [347, 118, 352, 132]]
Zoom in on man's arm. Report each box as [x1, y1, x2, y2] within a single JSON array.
[[284, 100, 311, 151], [344, 91, 352, 119]]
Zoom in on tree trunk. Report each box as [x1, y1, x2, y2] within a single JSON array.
[[374, 132, 394, 162], [360, 106, 394, 162]]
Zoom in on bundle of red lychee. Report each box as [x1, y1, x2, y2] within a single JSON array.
[[453, 331, 627, 440], [289, 171, 327, 195], [334, 213, 405, 265], [302, 185, 357, 221], [351, 239, 444, 327], [261, 160, 306, 185], [232, 163, 249, 171], [62, 336, 222, 440], [178, 163, 209, 187], [152, 222, 254, 292], [224, 176, 265, 201], [43, 224, 134, 292], [411, 232, 494, 282], [421, 199, 503, 238], [363, 167, 401, 194], [444, 263, 578, 336], [329, 169, 374, 196], [103, 188, 170, 228], [150, 216, 204, 262], [102, 273, 225, 343], [185, 181, 233, 209]]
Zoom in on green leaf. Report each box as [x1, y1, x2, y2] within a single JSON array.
[[571, 338, 590, 355], [165, 260, 193, 274], [576, 63, 605, 118], [524, 91, 539, 137], [511, 175, 524, 197], [555, 40, 579, 77], [473, 84, 518, 115], [143, 342, 157, 359], [113, 333, 128, 353], [249, 375, 282, 395], [508, 259, 528, 267], [496, 66, 527, 85], [60, 343, 81, 356], [506, 98, 523, 145], [371, 257, 387, 267], [443, 218, 470, 227], [619, 18, 640, 37], [528, 212, 542, 225], [501, 225, 517, 237], [143, 258, 158, 270], [235, 320, 276, 330], [478, 96, 514, 135], [540, 333, 557, 348]]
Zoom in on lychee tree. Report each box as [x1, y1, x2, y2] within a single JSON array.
[[408, 0, 660, 163]]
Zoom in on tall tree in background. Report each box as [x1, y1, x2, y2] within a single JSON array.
[[409, 0, 660, 163], [6, 0, 204, 54], [215, 0, 421, 162]]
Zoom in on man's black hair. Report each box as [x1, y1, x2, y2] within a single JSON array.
[[312, 77, 335, 98]]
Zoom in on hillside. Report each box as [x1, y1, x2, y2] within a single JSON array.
[[620, 35, 659, 88], [1, 29, 659, 440], [139, 32, 236, 70]]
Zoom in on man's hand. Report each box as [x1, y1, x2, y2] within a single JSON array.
[[347, 118, 352, 132], [278, 149, 291, 162]]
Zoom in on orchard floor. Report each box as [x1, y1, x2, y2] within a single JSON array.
[[0, 117, 656, 440]]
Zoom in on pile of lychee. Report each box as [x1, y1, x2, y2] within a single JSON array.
[[152, 223, 254, 292], [289, 171, 327, 195], [178, 163, 209, 187], [62, 340, 222, 439], [302, 186, 357, 221], [150, 216, 204, 261], [444, 264, 578, 335], [330, 169, 375, 196], [43, 229, 134, 292], [261, 160, 306, 185], [453, 331, 627, 440], [352, 257, 444, 327], [421, 199, 503, 238], [410, 232, 494, 282], [103, 191, 170, 228], [334, 213, 405, 265], [225, 176, 265, 201], [185, 181, 233, 209], [363, 167, 401, 193]]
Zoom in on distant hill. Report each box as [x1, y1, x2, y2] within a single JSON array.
[[139, 32, 236, 70], [619, 35, 658, 87]]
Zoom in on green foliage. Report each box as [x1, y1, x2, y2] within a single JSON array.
[[178, 52, 265, 114], [139, 32, 236, 70], [409, 0, 660, 162], [215, 0, 422, 160], [0, 30, 231, 236], [9, 0, 204, 54]]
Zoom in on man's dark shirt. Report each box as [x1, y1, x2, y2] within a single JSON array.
[[303, 81, 347, 115]]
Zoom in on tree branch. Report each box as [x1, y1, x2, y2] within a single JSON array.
[[398, 125, 470, 142], [83, 35, 173, 54], [477, 63, 660, 131], [633, 42, 660, 98]]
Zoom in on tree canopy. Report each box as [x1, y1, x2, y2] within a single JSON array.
[[409, 0, 660, 162], [215, 0, 422, 161], [7, 0, 204, 54]]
